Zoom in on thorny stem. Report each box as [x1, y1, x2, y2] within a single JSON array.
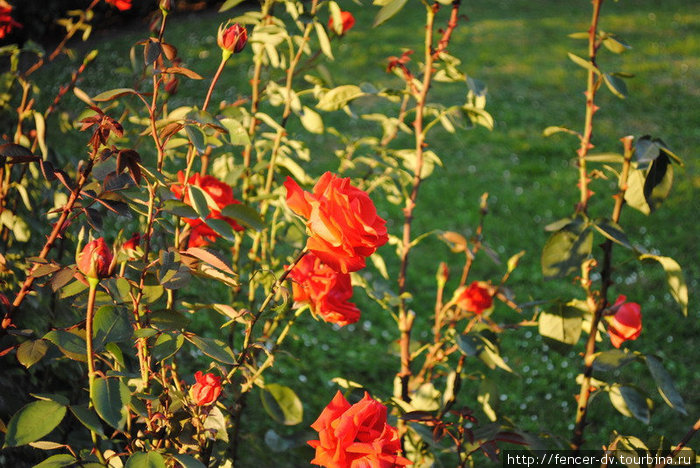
[[576, 0, 604, 214], [653, 416, 700, 468], [4, 153, 97, 330], [397, 3, 439, 405], [572, 135, 634, 451]]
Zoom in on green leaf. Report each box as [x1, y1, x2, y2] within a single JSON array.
[[567, 52, 599, 74], [639, 254, 687, 316], [593, 219, 633, 249], [170, 454, 206, 468], [203, 406, 229, 442], [187, 184, 211, 219], [602, 35, 631, 54], [152, 333, 184, 361], [221, 203, 265, 231], [646, 355, 687, 415], [4, 400, 67, 447], [603, 73, 628, 99], [593, 349, 639, 372], [300, 106, 324, 134], [608, 385, 651, 424], [260, 383, 303, 425], [125, 452, 166, 468], [316, 85, 365, 111], [43, 330, 86, 362], [184, 125, 206, 154], [69, 404, 106, 437], [373, 0, 408, 27], [541, 220, 593, 279], [314, 21, 333, 60], [477, 336, 513, 373], [93, 305, 132, 348], [33, 454, 78, 467], [186, 335, 236, 365], [149, 309, 190, 330], [477, 379, 498, 422], [219, 0, 246, 12], [91, 377, 131, 430], [538, 303, 582, 349], [92, 88, 139, 102], [162, 200, 197, 219], [17, 339, 49, 368]]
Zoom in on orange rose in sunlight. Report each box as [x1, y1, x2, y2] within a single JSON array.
[[285, 172, 388, 274], [171, 171, 243, 247], [456, 281, 493, 315], [309, 391, 411, 468], [190, 371, 222, 406], [289, 252, 360, 326], [607, 295, 642, 348]]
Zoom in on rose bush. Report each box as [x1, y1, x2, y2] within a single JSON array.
[[285, 172, 388, 274]]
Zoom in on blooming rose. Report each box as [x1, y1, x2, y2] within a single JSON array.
[[607, 295, 642, 348], [190, 371, 222, 406], [104, 0, 132, 11], [0, 3, 21, 39], [77, 237, 114, 279], [328, 11, 355, 35], [217, 22, 247, 55], [309, 391, 411, 468], [285, 172, 388, 274], [456, 281, 493, 315], [171, 171, 243, 247], [289, 253, 360, 326]]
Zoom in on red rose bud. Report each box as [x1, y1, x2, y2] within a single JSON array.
[[78, 238, 114, 279], [328, 11, 355, 35], [607, 295, 642, 348], [217, 22, 247, 56], [309, 391, 411, 467], [456, 281, 493, 315], [190, 371, 222, 406]]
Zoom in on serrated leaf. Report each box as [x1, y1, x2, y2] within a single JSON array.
[[69, 405, 106, 437], [125, 452, 166, 468], [152, 333, 184, 361], [639, 254, 687, 316], [541, 221, 593, 279], [538, 303, 582, 349], [645, 355, 686, 415], [221, 204, 264, 231], [373, 0, 408, 27], [17, 339, 48, 368], [260, 383, 303, 425], [91, 377, 130, 430], [92, 88, 139, 102], [4, 400, 66, 447], [608, 385, 651, 424], [43, 330, 86, 362], [317, 85, 365, 111], [186, 335, 236, 364], [593, 219, 632, 249], [603, 73, 628, 98], [567, 52, 599, 74], [593, 349, 639, 372]]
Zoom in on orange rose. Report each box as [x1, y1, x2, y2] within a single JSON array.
[[607, 295, 642, 348], [77, 238, 114, 279], [189, 371, 222, 406], [289, 253, 360, 326], [456, 281, 493, 315], [309, 391, 411, 468], [328, 11, 355, 35], [284, 172, 388, 274], [171, 171, 243, 247]]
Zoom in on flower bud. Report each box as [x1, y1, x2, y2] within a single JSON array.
[[189, 371, 222, 406], [217, 22, 247, 56], [77, 237, 113, 280], [328, 11, 355, 35]]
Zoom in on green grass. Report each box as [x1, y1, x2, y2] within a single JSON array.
[[29, 1, 699, 466]]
